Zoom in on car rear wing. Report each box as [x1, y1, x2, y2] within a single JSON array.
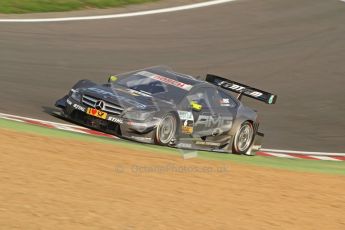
[[206, 74, 277, 104]]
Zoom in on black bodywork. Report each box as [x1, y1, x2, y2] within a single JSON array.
[[55, 66, 276, 155]]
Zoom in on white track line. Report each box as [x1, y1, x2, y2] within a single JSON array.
[[0, 0, 237, 23], [0, 112, 81, 128], [264, 153, 297, 159], [311, 156, 341, 161], [261, 148, 345, 157]]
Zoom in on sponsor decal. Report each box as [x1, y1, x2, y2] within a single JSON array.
[[86, 108, 107, 119], [115, 88, 151, 97], [127, 89, 151, 97], [137, 71, 193, 91], [220, 98, 231, 107], [73, 103, 86, 112], [195, 115, 232, 128], [195, 141, 221, 147], [221, 98, 229, 104], [218, 81, 263, 98], [177, 111, 193, 120], [190, 101, 202, 111], [195, 114, 233, 135], [181, 119, 193, 134], [67, 99, 72, 105], [107, 116, 123, 124], [178, 111, 194, 134]]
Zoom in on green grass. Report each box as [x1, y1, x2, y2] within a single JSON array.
[[1, 118, 344, 175], [0, 0, 159, 14]]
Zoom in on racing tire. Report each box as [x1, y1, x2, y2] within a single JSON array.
[[232, 121, 254, 155], [155, 113, 177, 146]]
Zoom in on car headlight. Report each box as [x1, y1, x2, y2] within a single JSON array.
[[70, 89, 82, 102], [123, 110, 155, 121]]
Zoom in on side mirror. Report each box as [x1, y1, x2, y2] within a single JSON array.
[[108, 75, 118, 83], [190, 101, 202, 111]]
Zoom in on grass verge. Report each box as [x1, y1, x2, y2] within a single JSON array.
[[0, 0, 159, 14], [1, 118, 344, 175]]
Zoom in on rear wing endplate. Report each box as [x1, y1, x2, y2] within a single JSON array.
[[206, 74, 277, 104]]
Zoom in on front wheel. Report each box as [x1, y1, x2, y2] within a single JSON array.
[[232, 121, 254, 154], [155, 113, 177, 145]]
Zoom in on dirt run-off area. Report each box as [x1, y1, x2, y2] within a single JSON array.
[[0, 128, 344, 230]]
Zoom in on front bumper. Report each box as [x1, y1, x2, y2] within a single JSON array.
[[56, 96, 159, 142]]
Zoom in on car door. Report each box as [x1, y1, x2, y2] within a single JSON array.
[[181, 87, 230, 137]]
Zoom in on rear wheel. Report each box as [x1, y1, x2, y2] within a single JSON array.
[[155, 113, 177, 145], [232, 121, 254, 154]]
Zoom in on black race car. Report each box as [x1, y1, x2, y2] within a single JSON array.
[[55, 66, 277, 155]]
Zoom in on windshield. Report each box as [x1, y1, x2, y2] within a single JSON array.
[[115, 72, 190, 103]]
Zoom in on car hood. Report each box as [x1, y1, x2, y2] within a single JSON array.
[[81, 84, 173, 111]]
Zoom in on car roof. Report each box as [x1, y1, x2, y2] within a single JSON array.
[[126, 66, 207, 87], [115, 66, 241, 104]]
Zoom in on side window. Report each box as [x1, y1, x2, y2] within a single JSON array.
[[181, 87, 220, 111], [203, 87, 221, 109]]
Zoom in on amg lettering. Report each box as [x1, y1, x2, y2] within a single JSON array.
[[195, 115, 233, 128]]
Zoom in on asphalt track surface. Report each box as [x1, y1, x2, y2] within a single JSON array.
[[0, 0, 344, 152]]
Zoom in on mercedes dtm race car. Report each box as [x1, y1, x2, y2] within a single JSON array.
[[55, 66, 277, 155]]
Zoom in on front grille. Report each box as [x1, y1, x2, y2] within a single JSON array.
[[82, 94, 124, 115]]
